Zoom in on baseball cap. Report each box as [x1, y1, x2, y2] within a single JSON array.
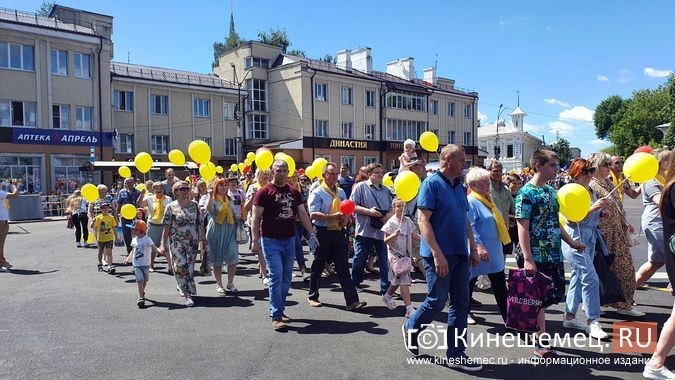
[[125, 219, 147, 233]]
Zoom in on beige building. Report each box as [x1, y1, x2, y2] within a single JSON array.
[[214, 42, 480, 171]]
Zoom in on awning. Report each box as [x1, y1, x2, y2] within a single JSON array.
[[80, 161, 199, 171]]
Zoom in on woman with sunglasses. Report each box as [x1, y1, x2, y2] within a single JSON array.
[[561, 159, 609, 339], [160, 181, 204, 307]]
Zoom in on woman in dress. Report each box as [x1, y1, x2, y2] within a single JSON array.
[[588, 152, 644, 317], [160, 181, 203, 307], [561, 159, 609, 339], [244, 168, 271, 285], [465, 167, 509, 323], [66, 189, 89, 247], [205, 178, 239, 294], [138, 181, 172, 272]]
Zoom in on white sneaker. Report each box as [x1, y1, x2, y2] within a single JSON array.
[[262, 277, 269, 286], [0, 266, 8, 272], [381, 293, 397, 310], [467, 313, 476, 325], [644, 361, 675, 380], [185, 298, 194, 307], [405, 306, 416, 318], [76, 242, 82, 248], [562, 317, 590, 333], [616, 308, 646, 317], [588, 320, 609, 340]]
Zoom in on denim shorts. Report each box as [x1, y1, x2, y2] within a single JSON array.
[[134, 266, 150, 283], [98, 241, 113, 250]]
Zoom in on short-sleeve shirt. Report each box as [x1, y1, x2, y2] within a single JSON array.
[[417, 172, 469, 257], [337, 175, 355, 199], [515, 183, 562, 263], [641, 179, 663, 231], [308, 185, 346, 228], [132, 235, 154, 267], [93, 214, 116, 243], [490, 181, 514, 226], [0, 189, 9, 220], [253, 183, 301, 239], [144, 195, 172, 224], [350, 179, 393, 240], [92, 194, 114, 217], [228, 188, 244, 219], [381, 215, 414, 258]]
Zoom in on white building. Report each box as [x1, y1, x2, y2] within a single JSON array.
[[476, 105, 543, 172]]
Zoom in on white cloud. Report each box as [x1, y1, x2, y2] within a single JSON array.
[[498, 20, 505, 27], [559, 106, 594, 122], [477, 111, 489, 126], [524, 122, 542, 133], [618, 69, 631, 83], [597, 75, 609, 82], [544, 98, 570, 108], [644, 67, 673, 78], [591, 139, 607, 145], [548, 121, 578, 137]]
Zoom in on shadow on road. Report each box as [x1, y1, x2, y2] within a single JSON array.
[[290, 318, 388, 335], [5, 269, 58, 275]]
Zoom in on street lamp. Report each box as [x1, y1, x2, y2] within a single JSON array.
[[494, 104, 508, 160], [231, 63, 253, 163]]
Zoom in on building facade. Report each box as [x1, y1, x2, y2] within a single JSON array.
[[214, 43, 480, 172]]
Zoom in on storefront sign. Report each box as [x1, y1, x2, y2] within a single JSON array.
[[11, 128, 114, 147], [303, 137, 381, 151]]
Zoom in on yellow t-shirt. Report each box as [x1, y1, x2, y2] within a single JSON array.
[[93, 214, 116, 243]]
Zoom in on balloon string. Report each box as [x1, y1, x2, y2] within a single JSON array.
[[605, 177, 627, 199]]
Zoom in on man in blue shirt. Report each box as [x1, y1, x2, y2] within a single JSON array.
[[402, 144, 482, 372], [337, 163, 355, 199], [116, 177, 142, 255]]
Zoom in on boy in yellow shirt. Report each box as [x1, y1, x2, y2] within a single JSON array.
[[92, 202, 117, 273]]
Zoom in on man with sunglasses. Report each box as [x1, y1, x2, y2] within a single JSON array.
[[610, 155, 640, 202]]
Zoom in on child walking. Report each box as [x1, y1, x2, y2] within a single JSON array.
[[92, 202, 117, 273], [123, 220, 161, 308], [381, 197, 420, 317]]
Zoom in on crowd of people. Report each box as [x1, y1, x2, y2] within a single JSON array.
[[3, 141, 675, 378]]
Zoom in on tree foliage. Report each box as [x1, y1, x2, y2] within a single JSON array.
[[320, 54, 337, 64], [549, 138, 571, 167], [286, 49, 306, 57], [593, 95, 626, 139], [213, 13, 241, 68], [36, 1, 55, 16], [257, 28, 291, 53]]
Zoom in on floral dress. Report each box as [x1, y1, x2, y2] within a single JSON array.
[[163, 200, 201, 296], [589, 177, 635, 309]]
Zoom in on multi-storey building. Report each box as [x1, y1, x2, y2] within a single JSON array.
[[214, 42, 480, 171]]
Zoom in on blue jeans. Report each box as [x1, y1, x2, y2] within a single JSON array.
[[563, 246, 600, 320], [261, 236, 296, 320], [407, 254, 470, 358], [351, 236, 389, 294]]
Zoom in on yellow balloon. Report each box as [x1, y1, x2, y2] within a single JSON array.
[[394, 171, 421, 202], [238, 163, 245, 173], [230, 163, 238, 173], [274, 152, 286, 160], [246, 152, 256, 162], [624, 152, 659, 183], [244, 158, 252, 167], [135, 183, 146, 192], [188, 140, 211, 164], [199, 164, 213, 181], [168, 149, 185, 166], [305, 165, 316, 179], [383, 172, 394, 188], [256, 149, 274, 170], [282, 155, 296, 177], [86, 230, 94, 244], [81, 183, 98, 202], [118, 165, 131, 179], [559, 214, 568, 228], [557, 183, 591, 222], [419, 131, 439, 152], [312, 157, 328, 172], [120, 204, 137, 220], [216, 165, 224, 174], [134, 152, 153, 174]]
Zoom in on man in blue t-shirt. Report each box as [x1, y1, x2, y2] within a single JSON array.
[[402, 144, 482, 373]]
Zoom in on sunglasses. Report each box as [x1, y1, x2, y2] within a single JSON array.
[[581, 167, 596, 176], [178, 187, 190, 192]]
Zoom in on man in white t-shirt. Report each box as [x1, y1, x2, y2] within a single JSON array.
[[0, 179, 20, 272], [123, 220, 160, 308]]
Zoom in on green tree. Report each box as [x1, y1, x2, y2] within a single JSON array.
[[213, 12, 241, 68], [36, 1, 55, 16], [257, 28, 291, 53], [320, 54, 337, 64], [549, 138, 571, 167], [593, 95, 626, 139], [286, 49, 306, 57], [662, 74, 675, 148]]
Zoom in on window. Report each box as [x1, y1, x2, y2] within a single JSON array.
[[315, 120, 328, 137], [197, 136, 211, 146], [385, 92, 426, 111], [224, 102, 235, 120], [193, 98, 210, 118], [224, 138, 238, 156], [246, 113, 268, 139], [385, 118, 426, 141], [314, 154, 331, 162], [463, 132, 472, 146], [0, 100, 36, 127], [507, 144, 514, 158], [0, 42, 34, 71], [0, 155, 42, 194], [113, 90, 134, 111], [150, 95, 168, 115], [244, 56, 269, 69], [341, 156, 355, 173], [448, 131, 456, 144], [429, 100, 438, 115], [464, 104, 473, 118], [75, 106, 92, 130], [447, 102, 455, 117], [366, 90, 376, 107], [52, 105, 70, 129], [245, 79, 267, 112], [116, 133, 134, 153], [364, 156, 378, 166], [50, 49, 67, 76], [314, 83, 327, 101], [365, 123, 376, 140], [151, 135, 169, 154], [73, 53, 90, 78], [341, 122, 353, 139], [341, 87, 353, 105], [52, 156, 99, 194]]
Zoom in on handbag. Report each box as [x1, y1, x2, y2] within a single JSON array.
[[66, 214, 74, 229], [506, 269, 553, 332], [365, 185, 390, 229], [626, 230, 640, 247], [236, 221, 248, 244], [390, 226, 413, 276], [593, 249, 626, 305]]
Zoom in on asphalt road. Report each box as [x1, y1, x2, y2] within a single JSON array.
[[1, 196, 673, 379]]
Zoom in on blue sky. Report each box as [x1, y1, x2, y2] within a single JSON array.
[[8, 0, 675, 156]]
